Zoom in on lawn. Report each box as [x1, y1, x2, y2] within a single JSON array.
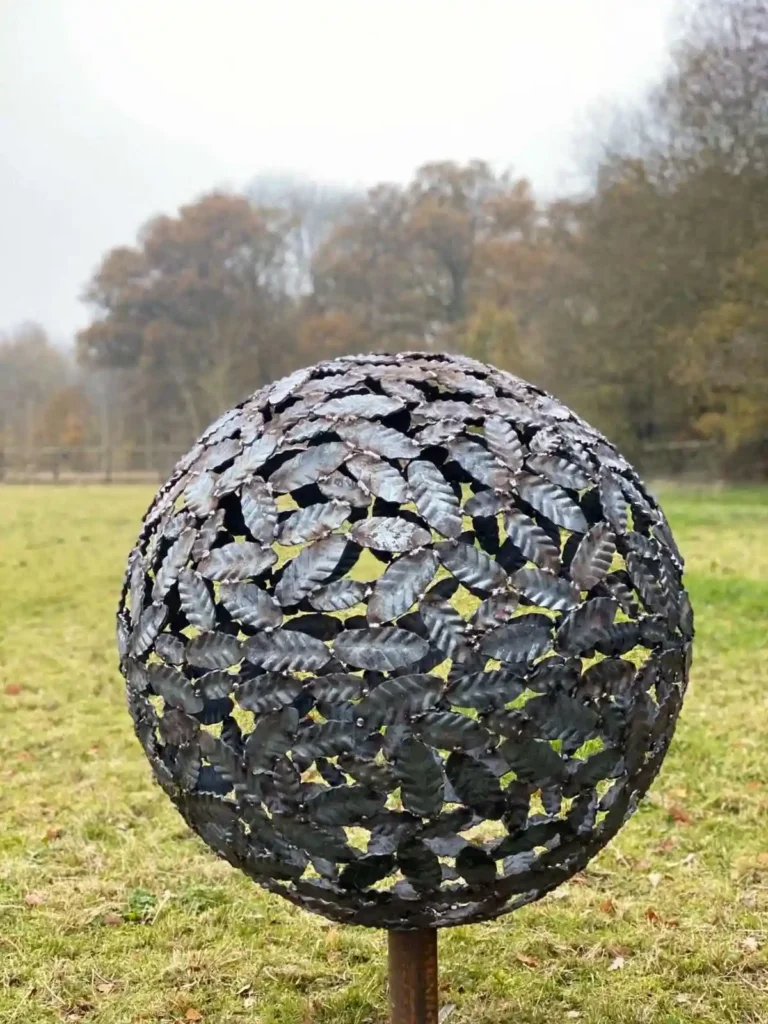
[[1, 485, 767, 1023]]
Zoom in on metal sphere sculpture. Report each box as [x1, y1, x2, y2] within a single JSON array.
[[118, 351, 693, 931]]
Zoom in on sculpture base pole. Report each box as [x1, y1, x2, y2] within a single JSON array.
[[388, 929, 439, 1024]]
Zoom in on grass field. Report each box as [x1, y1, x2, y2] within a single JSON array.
[[1, 485, 767, 1023]]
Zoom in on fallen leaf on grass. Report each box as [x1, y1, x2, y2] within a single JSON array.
[[608, 955, 625, 971], [102, 912, 123, 926], [96, 983, 114, 994], [4, 683, 22, 695], [742, 936, 760, 953], [669, 804, 692, 824], [645, 907, 679, 927], [185, 1010, 203, 1021], [566, 1013, 582, 1020], [44, 826, 64, 841], [599, 898, 617, 915], [515, 953, 540, 968], [648, 872, 663, 888], [24, 892, 44, 906]]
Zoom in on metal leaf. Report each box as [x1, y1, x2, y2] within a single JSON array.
[[350, 516, 430, 552], [435, 539, 508, 592], [415, 711, 491, 752], [177, 569, 216, 630], [278, 502, 350, 545], [456, 845, 497, 885], [197, 669, 236, 701], [355, 674, 442, 726], [394, 737, 444, 817], [274, 534, 350, 606], [184, 471, 217, 517], [219, 581, 282, 629], [447, 438, 509, 488], [503, 509, 561, 571], [483, 416, 524, 472], [317, 470, 370, 507], [336, 421, 419, 459], [234, 672, 304, 712], [599, 471, 629, 534], [153, 528, 196, 600], [397, 837, 442, 890], [498, 736, 565, 785], [244, 629, 331, 672], [419, 599, 469, 661], [186, 631, 242, 670], [131, 602, 168, 657], [213, 434, 279, 496], [513, 567, 580, 612], [471, 594, 519, 630], [191, 508, 226, 562], [309, 578, 367, 612], [292, 719, 359, 761], [147, 664, 204, 714], [244, 707, 299, 770], [155, 633, 185, 666], [527, 454, 591, 491], [416, 418, 464, 445], [445, 667, 524, 710], [556, 597, 618, 654], [407, 460, 462, 538], [464, 490, 508, 517], [314, 393, 403, 419], [305, 785, 386, 826], [198, 542, 277, 582], [516, 473, 588, 533], [570, 522, 616, 591], [333, 627, 429, 671], [445, 752, 504, 817], [479, 614, 553, 663], [626, 552, 667, 614], [269, 442, 348, 491], [346, 454, 409, 503], [241, 478, 278, 543]]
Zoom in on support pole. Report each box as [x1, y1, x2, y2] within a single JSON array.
[[388, 929, 439, 1024]]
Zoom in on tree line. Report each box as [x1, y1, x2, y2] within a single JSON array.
[[3, 0, 766, 480]]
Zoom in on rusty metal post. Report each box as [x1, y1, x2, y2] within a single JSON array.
[[388, 929, 439, 1024]]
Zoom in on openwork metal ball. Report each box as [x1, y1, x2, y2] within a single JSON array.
[[118, 352, 693, 929]]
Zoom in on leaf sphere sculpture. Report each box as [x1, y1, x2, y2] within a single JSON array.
[[118, 351, 693, 929]]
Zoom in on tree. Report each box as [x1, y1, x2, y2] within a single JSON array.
[[0, 324, 74, 450]]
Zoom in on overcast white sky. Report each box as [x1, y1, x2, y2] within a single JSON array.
[[1, 0, 678, 342]]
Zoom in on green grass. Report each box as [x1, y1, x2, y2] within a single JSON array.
[[1, 485, 767, 1023]]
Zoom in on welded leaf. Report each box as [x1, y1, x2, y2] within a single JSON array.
[[526, 692, 599, 748], [155, 633, 185, 666], [479, 613, 553, 663], [503, 509, 561, 571], [472, 594, 519, 630], [419, 599, 469, 661], [412, 399, 478, 422], [196, 437, 243, 474], [498, 737, 565, 784], [556, 597, 618, 654], [186, 631, 242, 670], [435, 539, 508, 592], [219, 581, 282, 629], [244, 629, 331, 672], [333, 627, 429, 671], [234, 672, 304, 712], [278, 502, 350, 545], [416, 418, 464, 445], [340, 855, 395, 890], [274, 534, 350, 606], [464, 490, 507, 517], [355, 674, 442, 726], [128, 559, 146, 626], [177, 569, 216, 630], [379, 376, 425, 404], [191, 508, 225, 561], [131, 602, 168, 656], [198, 542, 276, 582], [147, 664, 204, 714], [305, 786, 386, 826], [285, 417, 338, 443], [447, 438, 509, 488], [336, 421, 419, 459], [213, 434, 279, 496], [598, 572, 639, 617], [197, 669, 236, 701], [593, 620, 641, 657], [516, 473, 588, 533], [346, 454, 409, 503], [309, 578, 367, 612], [268, 366, 313, 406], [395, 737, 444, 817], [445, 751, 504, 817], [407, 460, 462, 538], [269, 442, 348, 491], [310, 673, 366, 703], [272, 755, 304, 809], [125, 656, 150, 693], [415, 711, 491, 751], [397, 837, 442, 890], [158, 707, 199, 747], [184, 471, 217, 517], [317, 471, 370, 507], [626, 552, 667, 614], [244, 707, 299, 770], [241, 478, 278, 543], [445, 667, 524, 710], [527, 454, 591, 491], [513, 567, 580, 612], [483, 416, 524, 472], [153, 528, 196, 600], [599, 471, 629, 535], [350, 516, 430, 552], [570, 522, 616, 591], [291, 719, 359, 761], [198, 729, 244, 784], [456, 845, 497, 885], [314, 393, 403, 419], [580, 657, 634, 698]]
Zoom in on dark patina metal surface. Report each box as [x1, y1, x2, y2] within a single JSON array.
[[117, 351, 694, 930]]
